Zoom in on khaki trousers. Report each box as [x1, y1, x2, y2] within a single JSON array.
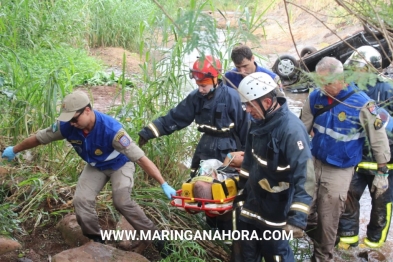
[[309, 158, 354, 262], [73, 162, 158, 241]]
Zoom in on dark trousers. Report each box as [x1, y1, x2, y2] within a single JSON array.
[[238, 220, 294, 262], [338, 170, 393, 242]]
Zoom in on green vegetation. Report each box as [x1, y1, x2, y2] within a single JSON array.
[[0, 0, 392, 260]]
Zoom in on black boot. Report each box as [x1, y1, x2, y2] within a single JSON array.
[[93, 237, 105, 244], [153, 239, 173, 258], [86, 234, 105, 244]]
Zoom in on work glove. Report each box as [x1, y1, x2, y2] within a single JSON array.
[[283, 224, 304, 238], [161, 182, 176, 200], [371, 173, 389, 199], [2, 146, 16, 161], [138, 135, 148, 148]]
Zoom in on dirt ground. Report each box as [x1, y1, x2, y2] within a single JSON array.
[[0, 4, 383, 262]]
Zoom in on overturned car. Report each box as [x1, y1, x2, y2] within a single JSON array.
[[272, 25, 393, 92]]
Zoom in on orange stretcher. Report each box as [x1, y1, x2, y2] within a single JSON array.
[[170, 189, 235, 217]]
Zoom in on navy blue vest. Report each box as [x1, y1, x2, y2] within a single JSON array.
[[309, 84, 370, 167], [60, 111, 129, 170]]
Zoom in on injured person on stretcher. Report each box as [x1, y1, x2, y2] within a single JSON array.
[[187, 152, 243, 200], [171, 152, 244, 216]]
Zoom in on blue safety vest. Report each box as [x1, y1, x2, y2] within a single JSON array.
[[60, 111, 129, 170], [309, 84, 370, 168]]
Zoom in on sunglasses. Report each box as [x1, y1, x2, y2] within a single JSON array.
[[69, 108, 85, 123], [189, 70, 213, 81]]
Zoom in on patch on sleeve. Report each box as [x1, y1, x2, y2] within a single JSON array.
[[374, 118, 383, 130], [119, 135, 131, 147], [115, 131, 125, 141], [52, 122, 58, 133], [297, 141, 304, 150]]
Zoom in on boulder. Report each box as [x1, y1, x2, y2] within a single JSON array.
[[358, 250, 386, 262], [52, 242, 149, 262], [56, 214, 89, 247]]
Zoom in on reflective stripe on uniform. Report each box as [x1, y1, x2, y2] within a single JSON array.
[[148, 123, 160, 137], [357, 162, 393, 170], [241, 208, 286, 227], [239, 169, 249, 178], [252, 149, 290, 171], [339, 235, 359, 244], [365, 202, 392, 248], [314, 123, 365, 142], [290, 202, 310, 214], [196, 122, 235, 132]]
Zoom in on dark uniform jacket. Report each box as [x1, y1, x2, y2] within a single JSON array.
[[238, 97, 314, 230], [139, 82, 249, 169]]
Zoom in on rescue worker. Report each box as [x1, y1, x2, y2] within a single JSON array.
[[236, 72, 315, 261], [138, 55, 249, 232], [338, 46, 393, 248], [1, 91, 176, 257], [300, 56, 390, 261], [224, 44, 285, 96], [224, 44, 284, 261]]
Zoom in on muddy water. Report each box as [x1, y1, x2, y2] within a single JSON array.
[[286, 90, 393, 261]]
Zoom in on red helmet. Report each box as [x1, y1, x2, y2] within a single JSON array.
[[189, 55, 222, 80]]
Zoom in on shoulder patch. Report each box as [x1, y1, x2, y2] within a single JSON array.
[[115, 131, 125, 141], [374, 118, 383, 130], [297, 141, 304, 150], [119, 135, 131, 147]]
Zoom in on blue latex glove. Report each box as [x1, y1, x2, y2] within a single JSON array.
[[161, 182, 176, 200], [2, 146, 16, 161]]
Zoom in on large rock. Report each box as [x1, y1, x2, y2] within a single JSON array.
[[358, 250, 386, 262], [56, 214, 89, 247], [0, 236, 21, 255], [52, 242, 149, 262], [115, 216, 150, 254]]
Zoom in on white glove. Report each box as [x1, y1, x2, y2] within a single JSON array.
[[283, 224, 304, 238], [371, 173, 389, 199]]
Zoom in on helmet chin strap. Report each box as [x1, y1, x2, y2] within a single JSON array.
[[204, 78, 218, 96], [256, 96, 278, 117]]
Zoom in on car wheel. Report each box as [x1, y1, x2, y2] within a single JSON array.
[[300, 46, 317, 57], [363, 23, 382, 37], [272, 55, 299, 80]]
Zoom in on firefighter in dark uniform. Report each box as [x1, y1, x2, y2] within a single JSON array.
[[138, 55, 249, 231], [338, 46, 393, 248], [236, 72, 315, 261], [2, 91, 176, 257]]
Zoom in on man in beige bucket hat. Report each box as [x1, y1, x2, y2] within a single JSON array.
[[2, 90, 176, 257]]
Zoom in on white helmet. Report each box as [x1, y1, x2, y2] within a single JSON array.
[[238, 72, 277, 103], [344, 46, 382, 71]]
